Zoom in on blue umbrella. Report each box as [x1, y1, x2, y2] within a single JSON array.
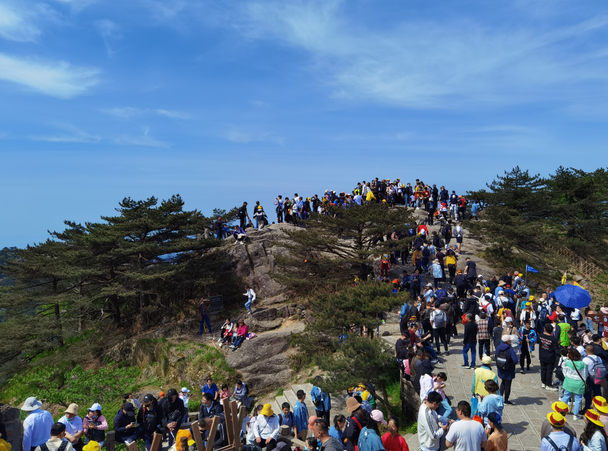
[[555, 284, 592, 309]]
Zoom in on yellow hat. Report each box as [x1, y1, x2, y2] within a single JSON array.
[[551, 401, 569, 415], [485, 287, 490, 292], [547, 412, 566, 427], [526, 302, 531, 307], [260, 403, 274, 416], [593, 396, 608, 414], [529, 295, 535, 301], [586, 409, 604, 428], [83, 442, 100, 451]]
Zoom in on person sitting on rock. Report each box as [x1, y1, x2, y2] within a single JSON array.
[[232, 380, 251, 409], [218, 319, 234, 347], [199, 393, 224, 423], [230, 319, 249, 350], [232, 226, 248, 244]]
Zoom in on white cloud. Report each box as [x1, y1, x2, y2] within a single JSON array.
[[235, 1, 608, 110], [0, 52, 100, 98], [101, 107, 189, 119], [31, 124, 100, 143], [115, 127, 170, 148], [0, 3, 41, 42], [96, 19, 121, 57], [225, 129, 284, 145], [154, 109, 189, 119]]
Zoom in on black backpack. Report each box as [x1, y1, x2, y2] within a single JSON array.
[[496, 348, 510, 370], [422, 247, 430, 257]]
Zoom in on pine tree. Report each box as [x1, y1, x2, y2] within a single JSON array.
[[272, 203, 415, 294]]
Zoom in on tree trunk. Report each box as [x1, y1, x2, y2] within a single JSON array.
[[53, 278, 64, 346], [370, 385, 392, 417], [110, 294, 121, 324]]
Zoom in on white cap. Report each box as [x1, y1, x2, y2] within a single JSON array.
[[181, 387, 190, 393]]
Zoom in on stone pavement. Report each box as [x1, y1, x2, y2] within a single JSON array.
[[380, 322, 586, 451]]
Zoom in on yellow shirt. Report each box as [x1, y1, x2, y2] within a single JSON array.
[[446, 255, 456, 266], [366, 191, 376, 202]]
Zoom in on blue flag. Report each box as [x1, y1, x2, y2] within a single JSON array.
[[526, 265, 539, 273]]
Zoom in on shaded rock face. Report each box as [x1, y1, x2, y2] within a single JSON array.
[[225, 322, 305, 392], [0, 403, 22, 451], [226, 225, 291, 300]]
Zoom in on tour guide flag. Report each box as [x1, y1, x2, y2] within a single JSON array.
[[526, 265, 539, 273]]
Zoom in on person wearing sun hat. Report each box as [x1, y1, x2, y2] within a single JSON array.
[[592, 396, 608, 434], [252, 404, 280, 451], [344, 397, 368, 451], [58, 404, 84, 451], [540, 402, 577, 439], [541, 412, 583, 451], [22, 397, 54, 451], [579, 409, 607, 450], [81, 441, 99, 451]]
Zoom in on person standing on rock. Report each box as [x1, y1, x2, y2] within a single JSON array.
[[311, 379, 331, 425], [198, 299, 212, 336], [238, 202, 250, 229], [244, 286, 256, 315], [274, 196, 284, 223], [22, 397, 54, 451]]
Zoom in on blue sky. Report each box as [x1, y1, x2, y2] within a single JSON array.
[[1, 0, 608, 248]]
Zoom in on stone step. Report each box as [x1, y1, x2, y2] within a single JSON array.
[[273, 394, 290, 414]]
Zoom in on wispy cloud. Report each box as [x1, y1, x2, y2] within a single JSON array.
[[225, 129, 284, 145], [101, 107, 189, 119], [115, 127, 170, 148], [250, 100, 270, 107], [448, 125, 537, 134], [0, 2, 41, 42], [0, 52, 100, 98], [234, 1, 608, 110], [96, 19, 121, 57], [31, 124, 100, 143]]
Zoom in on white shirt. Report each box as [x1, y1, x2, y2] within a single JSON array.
[[58, 416, 83, 436], [253, 415, 280, 440], [247, 289, 256, 302], [445, 419, 486, 451]]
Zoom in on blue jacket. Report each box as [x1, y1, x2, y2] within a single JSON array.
[[495, 343, 518, 380], [357, 427, 383, 451], [293, 400, 309, 433], [399, 303, 410, 319], [329, 425, 344, 445], [311, 386, 331, 412]]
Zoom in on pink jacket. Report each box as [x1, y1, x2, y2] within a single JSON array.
[[236, 325, 249, 337]]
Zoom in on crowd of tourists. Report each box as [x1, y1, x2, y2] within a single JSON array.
[[17, 379, 253, 451], [211, 178, 479, 237], [394, 262, 608, 450]]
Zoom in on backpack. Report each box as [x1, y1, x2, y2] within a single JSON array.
[[433, 311, 446, 328], [591, 356, 608, 384], [40, 443, 68, 451], [422, 247, 430, 257], [459, 197, 467, 207], [438, 238, 445, 248], [539, 305, 548, 322], [542, 435, 574, 451], [496, 348, 510, 370]]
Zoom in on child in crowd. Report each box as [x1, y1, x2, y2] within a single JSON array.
[[306, 437, 318, 451], [219, 384, 231, 400], [433, 372, 452, 420], [279, 402, 297, 437]]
